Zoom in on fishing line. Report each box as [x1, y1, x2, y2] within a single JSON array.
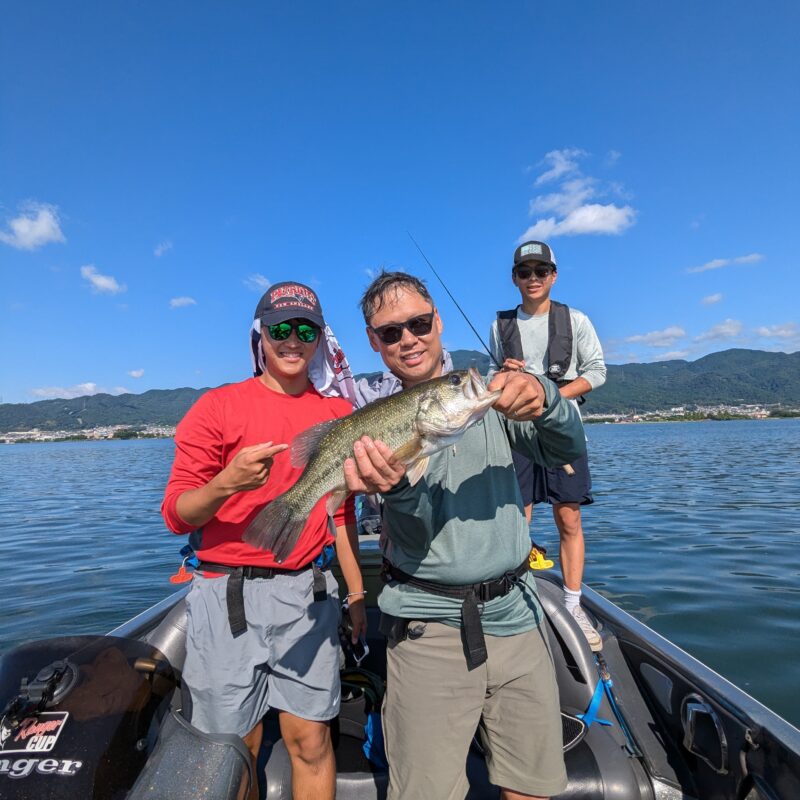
[[406, 232, 495, 361]]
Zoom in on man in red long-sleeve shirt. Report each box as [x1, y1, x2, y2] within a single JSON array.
[[161, 281, 365, 800]]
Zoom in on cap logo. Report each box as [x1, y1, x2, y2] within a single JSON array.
[[520, 243, 543, 257], [269, 284, 318, 311]]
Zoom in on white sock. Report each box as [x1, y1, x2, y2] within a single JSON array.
[[564, 587, 581, 613]]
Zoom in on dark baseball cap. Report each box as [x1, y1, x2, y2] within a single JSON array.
[[255, 281, 325, 328], [513, 240, 557, 270]]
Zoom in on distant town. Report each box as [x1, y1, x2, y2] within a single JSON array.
[[1, 424, 177, 444], [3, 403, 798, 444], [583, 402, 800, 425]]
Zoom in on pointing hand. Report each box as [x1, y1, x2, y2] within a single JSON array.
[[220, 442, 288, 494]]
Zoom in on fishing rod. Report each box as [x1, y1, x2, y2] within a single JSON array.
[[406, 232, 495, 361]]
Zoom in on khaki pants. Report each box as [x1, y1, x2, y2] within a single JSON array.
[[383, 621, 568, 799]]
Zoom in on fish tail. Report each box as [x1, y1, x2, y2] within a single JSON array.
[[242, 498, 307, 562]]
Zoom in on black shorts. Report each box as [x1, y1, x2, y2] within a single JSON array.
[[511, 449, 594, 507]]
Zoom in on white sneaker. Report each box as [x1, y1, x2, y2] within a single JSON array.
[[570, 605, 602, 651]]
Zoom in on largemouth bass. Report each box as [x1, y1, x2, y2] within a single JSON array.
[[243, 367, 501, 560]]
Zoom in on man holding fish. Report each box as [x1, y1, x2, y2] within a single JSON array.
[[161, 282, 365, 800], [338, 271, 584, 800]]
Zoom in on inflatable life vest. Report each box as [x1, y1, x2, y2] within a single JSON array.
[[495, 300, 573, 385]]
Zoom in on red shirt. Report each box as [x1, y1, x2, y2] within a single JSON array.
[[161, 377, 355, 570]]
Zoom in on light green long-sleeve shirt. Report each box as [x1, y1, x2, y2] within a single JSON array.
[[378, 375, 585, 635]]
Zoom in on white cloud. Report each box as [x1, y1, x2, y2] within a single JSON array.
[[170, 296, 196, 308], [128, 369, 145, 378], [243, 273, 271, 291], [521, 150, 637, 240], [702, 293, 723, 305], [364, 267, 377, 280], [0, 202, 66, 250], [521, 204, 636, 240], [30, 382, 130, 400], [154, 240, 173, 257], [624, 326, 687, 347], [530, 177, 596, 216], [694, 319, 743, 342], [686, 253, 764, 274], [533, 148, 587, 185], [653, 350, 689, 361], [80, 264, 126, 294], [32, 383, 98, 399], [755, 322, 799, 339], [753, 322, 800, 352]]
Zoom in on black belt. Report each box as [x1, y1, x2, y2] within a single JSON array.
[[197, 560, 328, 638], [380, 558, 529, 669]]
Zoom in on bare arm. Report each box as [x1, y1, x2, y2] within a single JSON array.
[[559, 376, 593, 400], [335, 521, 366, 642]]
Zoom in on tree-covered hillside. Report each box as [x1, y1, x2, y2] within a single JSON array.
[[1, 349, 798, 432], [590, 349, 800, 413]]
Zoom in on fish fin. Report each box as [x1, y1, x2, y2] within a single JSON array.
[[393, 438, 424, 463], [405, 456, 429, 486], [325, 487, 349, 517], [242, 498, 307, 563], [290, 419, 339, 468]]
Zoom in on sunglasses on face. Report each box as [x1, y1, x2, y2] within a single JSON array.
[[265, 321, 320, 343], [515, 265, 554, 281], [370, 312, 435, 345]]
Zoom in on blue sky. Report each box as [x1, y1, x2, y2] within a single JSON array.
[[1, 1, 798, 404]]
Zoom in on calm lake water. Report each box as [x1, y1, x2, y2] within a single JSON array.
[[1, 419, 799, 727]]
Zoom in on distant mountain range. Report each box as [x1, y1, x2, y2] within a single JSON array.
[[2, 348, 799, 433], [452, 348, 800, 414]]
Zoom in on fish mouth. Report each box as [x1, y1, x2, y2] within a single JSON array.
[[465, 366, 502, 408]]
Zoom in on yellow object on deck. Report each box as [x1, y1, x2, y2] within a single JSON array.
[[529, 546, 554, 570]]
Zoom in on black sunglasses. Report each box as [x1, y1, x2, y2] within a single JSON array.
[[370, 312, 435, 345], [265, 321, 320, 343], [515, 265, 554, 280]]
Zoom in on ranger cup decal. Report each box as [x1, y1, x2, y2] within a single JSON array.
[[0, 712, 69, 754]]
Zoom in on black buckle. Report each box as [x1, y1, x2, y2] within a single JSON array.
[[477, 582, 493, 603], [505, 568, 521, 587]]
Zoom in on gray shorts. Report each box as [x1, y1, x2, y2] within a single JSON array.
[[383, 621, 568, 799], [182, 569, 341, 737]]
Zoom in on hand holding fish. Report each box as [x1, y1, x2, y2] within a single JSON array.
[[219, 441, 289, 494], [343, 436, 408, 494], [488, 371, 547, 421]]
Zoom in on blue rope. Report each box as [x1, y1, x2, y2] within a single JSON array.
[[577, 677, 613, 727], [579, 654, 641, 755]]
